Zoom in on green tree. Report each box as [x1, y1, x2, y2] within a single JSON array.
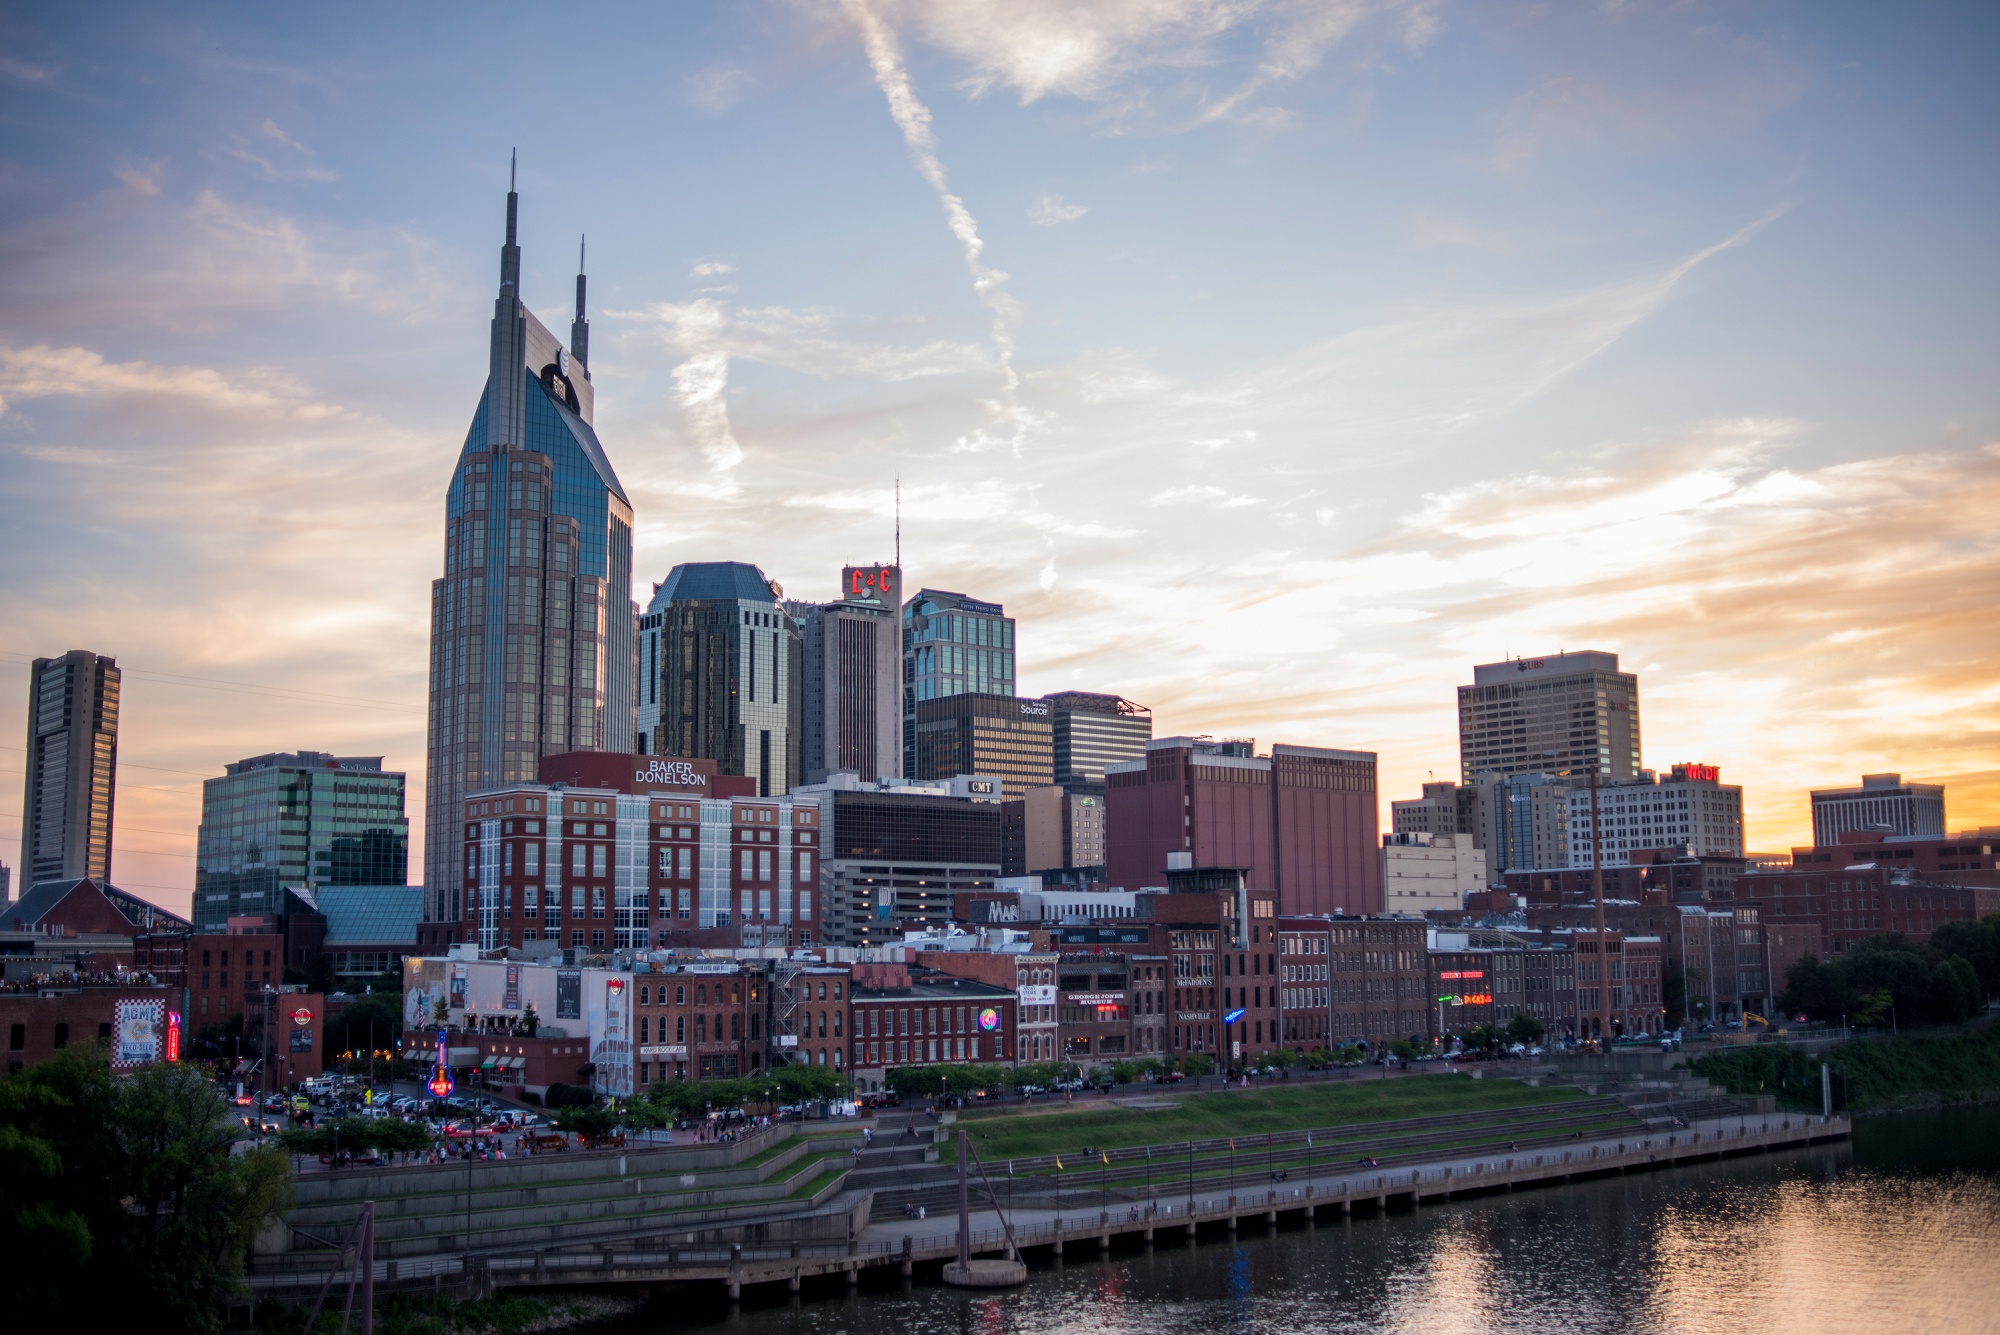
[[553, 1105, 621, 1142], [520, 1003, 542, 1037], [1177, 1052, 1216, 1079], [1505, 1013, 1547, 1047], [0, 1048, 292, 1333], [1780, 956, 1852, 1022], [325, 990, 401, 1060], [1931, 917, 2000, 997]]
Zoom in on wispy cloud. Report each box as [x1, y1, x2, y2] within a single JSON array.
[[1030, 192, 1088, 225], [842, 0, 1026, 448]]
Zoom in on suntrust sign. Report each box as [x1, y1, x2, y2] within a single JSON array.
[[634, 759, 708, 789]]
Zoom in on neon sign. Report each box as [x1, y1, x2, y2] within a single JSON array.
[[427, 1029, 455, 1099], [1439, 971, 1484, 980], [978, 1008, 1000, 1031], [844, 564, 898, 601], [166, 1010, 182, 1062]]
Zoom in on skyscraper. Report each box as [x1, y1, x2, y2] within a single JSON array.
[[901, 589, 1016, 777], [20, 650, 120, 890], [789, 563, 903, 783], [1044, 692, 1151, 788], [1809, 773, 1945, 846], [194, 751, 409, 931], [913, 693, 1053, 798], [423, 175, 635, 925], [641, 561, 802, 796], [1457, 651, 1640, 783]]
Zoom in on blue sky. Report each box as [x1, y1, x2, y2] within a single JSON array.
[[2, 1, 1997, 912]]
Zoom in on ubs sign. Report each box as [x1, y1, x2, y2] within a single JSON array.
[[634, 759, 708, 790]]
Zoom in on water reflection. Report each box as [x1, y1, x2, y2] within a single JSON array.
[[642, 1109, 2000, 1335]]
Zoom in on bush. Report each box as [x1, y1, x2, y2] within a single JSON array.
[[543, 1082, 596, 1110], [1780, 932, 1990, 1028], [1692, 1022, 2000, 1112]]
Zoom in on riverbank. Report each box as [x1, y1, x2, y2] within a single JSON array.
[[947, 1072, 1582, 1160], [255, 1290, 641, 1335], [1690, 1020, 2000, 1113]]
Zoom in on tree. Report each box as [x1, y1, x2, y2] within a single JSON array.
[[1931, 917, 2000, 997], [553, 1105, 621, 1142], [521, 1003, 542, 1037], [0, 1048, 292, 1334], [1178, 1052, 1216, 1079], [1781, 956, 1852, 1023], [1505, 1013, 1546, 1047], [325, 990, 401, 1060]]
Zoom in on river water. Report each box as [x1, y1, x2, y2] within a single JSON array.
[[642, 1107, 2000, 1335]]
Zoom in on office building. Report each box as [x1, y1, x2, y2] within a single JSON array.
[[193, 752, 409, 932], [424, 178, 636, 926], [642, 561, 802, 797], [459, 749, 817, 952], [1018, 782, 1105, 873], [20, 650, 120, 890], [901, 589, 1016, 776], [1381, 833, 1487, 915], [1462, 771, 1574, 874], [1105, 737, 1382, 916], [913, 692, 1054, 798], [1809, 773, 1946, 846], [792, 773, 1002, 948], [788, 563, 903, 783], [1044, 692, 1151, 788], [1563, 763, 1745, 868], [1391, 781, 1478, 840], [1457, 651, 1640, 783]]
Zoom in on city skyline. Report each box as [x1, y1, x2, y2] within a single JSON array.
[[3, 2, 1998, 916]]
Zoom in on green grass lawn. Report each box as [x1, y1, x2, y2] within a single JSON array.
[[947, 1075, 1584, 1161]]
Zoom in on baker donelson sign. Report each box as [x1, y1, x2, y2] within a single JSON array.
[[634, 759, 707, 789]]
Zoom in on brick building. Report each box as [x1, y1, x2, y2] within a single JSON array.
[[846, 963, 1016, 1094], [1278, 915, 1430, 1051], [2, 983, 181, 1080], [1105, 737, 1381, 916]]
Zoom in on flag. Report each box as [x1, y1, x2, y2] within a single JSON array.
[[1229, 1138, 1236, 1150], [1056, 1156, 1064, 1170], [1101, 1151, 1110, 1165], [1307, 1132, 1314, 1148], [1145, 1145, 1153, 1161]]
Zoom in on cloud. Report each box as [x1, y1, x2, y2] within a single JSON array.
[[685, 62, 753, 113], [843, 0, 1026, 441], [1410, 210, 1506, 251], [0, 343, 351, 421], [0, 54, 56, 84], [691, 260, 735, 278], [1148, 483, 1261, 507], [229, 118, 340, 182], [1030, 192, 1089, 225], [872, 0, 1435, 129]]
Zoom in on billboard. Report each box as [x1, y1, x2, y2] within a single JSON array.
[[113, 999, 163, 1068], [556, 970, 582, 1019]]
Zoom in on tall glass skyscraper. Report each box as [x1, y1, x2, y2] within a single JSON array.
[[194, 751, 408, 931], [424, 177, 635, 924], [640, 561, 802, 796], [19, 649, 120, 890], [900, 589, 1015, 778]]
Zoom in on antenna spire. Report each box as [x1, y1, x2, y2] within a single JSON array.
[[500, 150, 520, 290], [571, 232, 590, 371], [895, 475, 901, 571]]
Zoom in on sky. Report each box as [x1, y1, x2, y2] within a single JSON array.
[[2, 1, 1997, 918]]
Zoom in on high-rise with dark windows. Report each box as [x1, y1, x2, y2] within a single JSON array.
[[787, 563, 903, 783], [194, 752, 408, 931], [642, 561, 802, 797], [901, 589, 1015, 777], [1044, 692, 1151, 788], [20, 650, 120, 890], [423, 176, 635, 925], [1457, 651, 1639, 784]]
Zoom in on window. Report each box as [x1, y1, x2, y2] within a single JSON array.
[[593, 845, 608, 877]]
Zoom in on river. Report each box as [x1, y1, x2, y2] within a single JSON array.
[[637, 1107, 2000, 1334]]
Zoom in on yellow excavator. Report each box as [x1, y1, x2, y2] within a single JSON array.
[[1741, 1012, 1787, 1035]]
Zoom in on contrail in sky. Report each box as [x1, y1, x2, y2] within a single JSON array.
[[842, 0, 1024, 447]]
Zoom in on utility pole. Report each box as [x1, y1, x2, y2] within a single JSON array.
[[1590, 770, 1611, 1052], [359, 1202, 375, 1335], [956, 1130, 971, 1270]]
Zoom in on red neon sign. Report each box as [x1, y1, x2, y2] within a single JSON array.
[[166, 1010, 182, 1062], [1439, 971, 1485, 980], [1677, 763, 1720, 783], [845, 565, 898, 600], [1460, 993, 1494, 1005]]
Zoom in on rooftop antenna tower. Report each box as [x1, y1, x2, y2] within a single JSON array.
[[895, 475, 901, 570]]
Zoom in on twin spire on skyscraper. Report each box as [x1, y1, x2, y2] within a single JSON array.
[[499, 149, 589, 372]]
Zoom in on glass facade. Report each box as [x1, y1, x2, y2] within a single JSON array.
[[194, 752, 408, 931], [900, 589, 1016, 777], [642, 562, 803, 797], [424, 183, 635, 924]]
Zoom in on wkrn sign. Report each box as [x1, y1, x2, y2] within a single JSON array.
[[842, 564, 899, 604]]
